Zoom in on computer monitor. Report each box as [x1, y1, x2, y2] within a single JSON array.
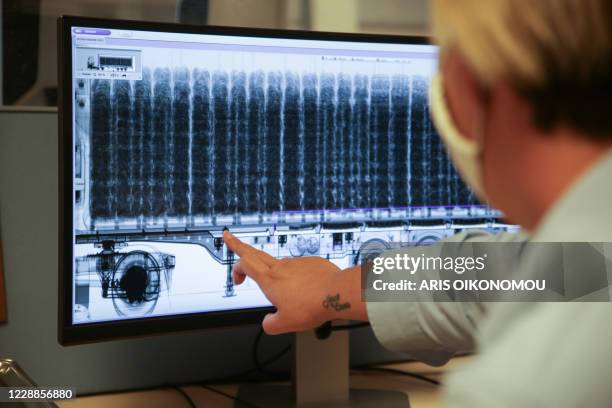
[[58, 16, 512, 345]]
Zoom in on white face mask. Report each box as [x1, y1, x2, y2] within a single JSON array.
[[429, 73, 488, 201]]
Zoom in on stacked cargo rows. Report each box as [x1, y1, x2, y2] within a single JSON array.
[[89, 67, 477, 224]]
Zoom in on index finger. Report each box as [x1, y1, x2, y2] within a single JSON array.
[[223, 230, 276, 266], [233, 254, 272, 284]]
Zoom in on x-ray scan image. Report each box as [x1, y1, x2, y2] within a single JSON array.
[[71, 27, 514, 325]]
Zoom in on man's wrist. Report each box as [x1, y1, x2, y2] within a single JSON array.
[[321, 267, 367, 322]]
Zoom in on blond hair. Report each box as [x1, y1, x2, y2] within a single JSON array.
[[431, 0, 612, 137]]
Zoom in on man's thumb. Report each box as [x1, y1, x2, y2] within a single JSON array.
[[262, 312, 288, 335]]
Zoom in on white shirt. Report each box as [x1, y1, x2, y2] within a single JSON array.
[[367, 150, 612, 407]]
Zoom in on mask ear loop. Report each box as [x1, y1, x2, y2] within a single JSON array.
[[471, 83, 491, 151], [471, 83, 491, 199]]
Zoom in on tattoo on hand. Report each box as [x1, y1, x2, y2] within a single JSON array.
[[322, 293, 351, 311]]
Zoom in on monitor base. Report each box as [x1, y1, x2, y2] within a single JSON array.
[[236, 383, 409, 407]]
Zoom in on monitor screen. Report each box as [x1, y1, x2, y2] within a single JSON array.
[[60, 17, 515, 343]]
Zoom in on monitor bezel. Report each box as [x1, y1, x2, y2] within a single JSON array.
[[58, 15, 431, 345]]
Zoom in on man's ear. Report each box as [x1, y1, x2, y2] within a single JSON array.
[[441, 51, 487, 141]]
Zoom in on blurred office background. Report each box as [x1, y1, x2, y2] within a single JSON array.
[[1, 0, 429, 107]]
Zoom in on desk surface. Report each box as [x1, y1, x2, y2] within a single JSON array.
[[58, 357, 469, 408]]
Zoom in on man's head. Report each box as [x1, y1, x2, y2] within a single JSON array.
[[431, 0, 612, 230]]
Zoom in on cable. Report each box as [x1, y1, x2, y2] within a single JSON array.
[[85, 325, 425, 408], [200, 384, 263, 408], [330, 322, 370, 331], [252, 327, 292, 378], [315, 321, 370, 339], [250, 322, 370, 376], [173, 386, 197, 408], [354, 366, 441, 386]]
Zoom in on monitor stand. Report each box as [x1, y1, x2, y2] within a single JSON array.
[[236, 328, 409, 407]]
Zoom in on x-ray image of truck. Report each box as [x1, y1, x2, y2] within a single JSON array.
[[75, 240, 175, 319]]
